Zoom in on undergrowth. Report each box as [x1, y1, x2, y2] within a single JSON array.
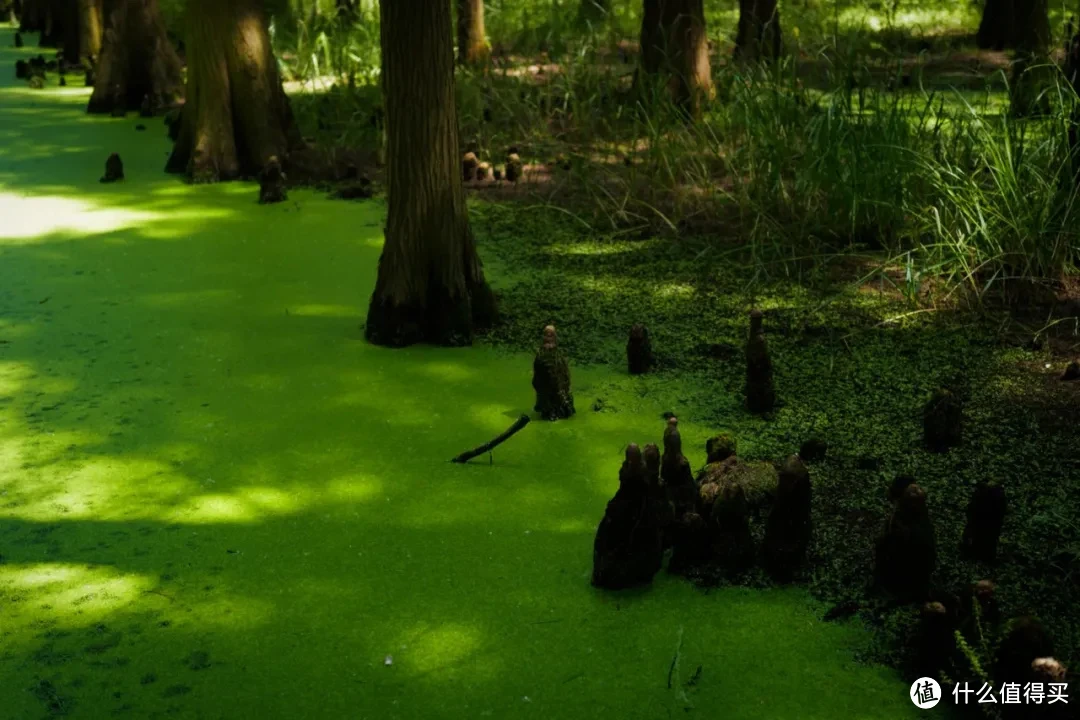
[[278, 2, 1080, 301], [471, 198, 1080, 682], [269, 0, 1080, 676]]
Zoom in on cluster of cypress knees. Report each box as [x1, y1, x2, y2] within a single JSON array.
[[462, 145, 523, 184], [530, 312, 1077, 714], [13, 48, 68, 89]]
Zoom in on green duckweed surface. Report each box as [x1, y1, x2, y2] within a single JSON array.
[[2, 27, 930, 720]]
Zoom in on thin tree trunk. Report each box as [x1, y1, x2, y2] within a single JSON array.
[[87, 0, 181, 115], [636, 0, 713, 117], [456, 0, 488, 66], [734, 0, 781, 63], [166, 0, 302, 182], [366, 0, 496, 347]]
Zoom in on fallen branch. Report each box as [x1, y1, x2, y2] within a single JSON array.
[[451, 414, 531, 464]]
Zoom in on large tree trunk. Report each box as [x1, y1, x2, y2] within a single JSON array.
[[62, 0, 102, 66], [166, 0, 302, 183], [366, 0, 496, 347], [976, 0, 1015, 51], [38, 0, 68, 47], [19, 0, 42, 33], [734, 0, 781, 63], [636, 0, 713, 118], [1008, 0, 1052, 116], [87, 0, 181, 115], [456, 0, 488, 66], [639, 0, 662, 75], [1012, 0, 1050, 56]]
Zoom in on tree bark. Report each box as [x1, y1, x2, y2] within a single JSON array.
[[366, 0, 496, 347], [639, 0, 662, 75], [166, 0, 302, 183], [87, 0, 181, 115], [38, 0, 68, 47], [734, 0, 781, 63], [19, 0, 43, 32], [62, 0, 102, 66], [636, 0, 713, 117], [1012, 0, 1050, 56], [456, 0, 488, 66], [1008, 0, 1052, 116], [976, 0, 1015, 51]]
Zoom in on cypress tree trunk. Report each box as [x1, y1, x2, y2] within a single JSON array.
[[1012, 0, 1051, 56], [87, 0, 181, 115], [365, 0, 496, 347], [639, 0, 662, 75], [38, 0, 67, 47], [1009, 0, 1052, 117], [734, 0, 781, 62], [456, 0, 488, 66], [166, 0, 302, 183], [976, 0, 1015, 51], [19, 0, 43, 32], [62, 0, 102, 66], [636, 0, 713, 117]]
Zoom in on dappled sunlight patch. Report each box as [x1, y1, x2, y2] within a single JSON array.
[[578, 276, 623, 293], [172, 492, 274, 524], [288, 303, 358, 318], [0, 459, 196, 522], [0, 191, 160, 243], [0, 358, 35, 395], [1, 563, 155, 621], [393, 622, 491, 678], [653, 282, 695, 299], [142, 288, 240, 308], [466, 402, 520, 429], [234, 486, 302, 514], [546, 240, 648, 257], [550, 518, 594, 535], [324, 474, 383, 503], [334, 389, 432, 427], [137, 207, 237, 238], [184, 595, 275, 631], [417, 360, 477, 383]]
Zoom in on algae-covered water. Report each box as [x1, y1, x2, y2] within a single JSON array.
[[0, 28, 924, 719]]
